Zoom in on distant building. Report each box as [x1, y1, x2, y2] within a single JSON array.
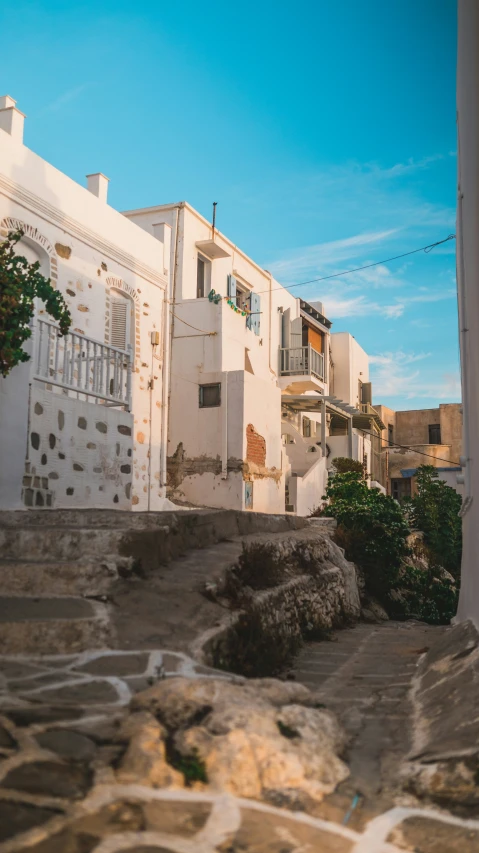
[[374, 403, 463, 499], [125, 203, 380, 514]]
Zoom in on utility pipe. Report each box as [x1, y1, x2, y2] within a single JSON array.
[[160, 205, 182, 496]]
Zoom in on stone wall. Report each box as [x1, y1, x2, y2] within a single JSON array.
[[25, 386, 133, 509], [201, 526, 361, 676]]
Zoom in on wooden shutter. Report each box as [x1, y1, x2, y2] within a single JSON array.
[[290, 317, 302, 349], [110, 297, 130, 350], [227, 274, 237, 299], [282, 307, 291, 348], [250, 292, 261, 335]]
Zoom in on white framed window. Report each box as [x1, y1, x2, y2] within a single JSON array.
[[110, 292, 133, 351]]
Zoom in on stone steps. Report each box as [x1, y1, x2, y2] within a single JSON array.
[[0, 596, 111, 655], [0, 559, 116, 596], [0, 508, 309, 656]]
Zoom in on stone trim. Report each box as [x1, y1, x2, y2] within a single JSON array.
[[0, 216, 58, 283], [104, 277, 141, 363]]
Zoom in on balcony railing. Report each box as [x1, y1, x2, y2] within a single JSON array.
[[34, 318, 132, 410], [280, 345, 325, 381]]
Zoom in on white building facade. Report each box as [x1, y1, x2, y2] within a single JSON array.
[[125, 203, 378, 515], [0, 96, 170, 512]]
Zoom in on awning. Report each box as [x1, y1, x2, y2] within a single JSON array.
[[196, 239, 231, 260], [281, 394, 361, 420]]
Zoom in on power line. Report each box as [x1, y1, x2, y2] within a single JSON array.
[[254, 233, 456, 296], [356, 426, 461, 467], [170, 311, 216, 336]]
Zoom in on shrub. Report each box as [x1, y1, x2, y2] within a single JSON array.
[[322, 472, 411, 599], [404, 466, 462, 578], [0, 230, 71, 377], [331, 456, 365, 477]]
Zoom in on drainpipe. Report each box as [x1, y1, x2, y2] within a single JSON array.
[[159, 205, 182, 497], [221, 371, 228, 478], [269, 272, 273, 373], [456, 185, 472, 510], [321, 398, 327, 458]]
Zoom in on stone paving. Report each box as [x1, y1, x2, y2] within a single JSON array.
[[0, 632, 478, 852]]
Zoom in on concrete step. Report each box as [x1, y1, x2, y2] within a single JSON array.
[[0, 596, 111, 655], [0, 560, 117, 596]]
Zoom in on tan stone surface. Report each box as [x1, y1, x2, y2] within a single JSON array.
[[388, 816, 479, 852], [131, 676, 348, 803]]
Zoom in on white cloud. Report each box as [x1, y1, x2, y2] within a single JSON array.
[[43, 84, 91, 113], [268, 229, 398, 283], [370, 351, 461, 402]]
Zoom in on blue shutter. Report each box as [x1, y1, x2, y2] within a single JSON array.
[[227, 274, 237, 299], [250, 292, 261, 336]]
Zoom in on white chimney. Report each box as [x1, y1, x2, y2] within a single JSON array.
[[86, 173, 109, 203], [0, 95, 26, 144], [152, 222, 172, 276]]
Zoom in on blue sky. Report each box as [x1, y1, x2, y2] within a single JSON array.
[[2, 0, 458, 409]]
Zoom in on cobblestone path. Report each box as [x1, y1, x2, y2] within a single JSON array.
[[0, 624, 478, 851]]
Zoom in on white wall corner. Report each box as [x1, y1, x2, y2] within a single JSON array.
[[0, 95, 26, 144], [86, 173, 110, 203]]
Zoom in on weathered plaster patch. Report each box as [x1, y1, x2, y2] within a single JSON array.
[[55, 242, 72, 259]]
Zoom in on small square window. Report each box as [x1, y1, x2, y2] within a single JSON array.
[[199, 383, 221, 408], [428, 424, 441, 444]]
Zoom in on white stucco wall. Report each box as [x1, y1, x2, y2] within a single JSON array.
[[125, 204, 291, 513], [0, 115, 169, 511], [456, 0, 479, 627], [330, 332, 369, 406]]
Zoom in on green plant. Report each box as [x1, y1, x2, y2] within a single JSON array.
[[390, 562, 458, 625], [212, 608, 301, 677], [331, 456, 365, 477], [404, 466, 462, 578], [322, 472, 411, 599], [0, 230, 71, 377], [166, 745, 208, 785]]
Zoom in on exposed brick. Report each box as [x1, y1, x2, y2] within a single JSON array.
[[246, 423, 266, 467]]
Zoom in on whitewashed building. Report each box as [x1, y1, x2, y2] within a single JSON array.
[[124, 203, 379, 514], [0, 96, 170, 512]]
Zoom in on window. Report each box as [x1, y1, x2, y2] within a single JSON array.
[[197, 254, 211, 298], [199, 383, 221, 408], [110, 293, 132, 351], [428, 424, 441, 444], [391, 477, 411, 501], [302, 417, 311, 438], [227, 275, 261, 335], [388, 424, 394, 445]]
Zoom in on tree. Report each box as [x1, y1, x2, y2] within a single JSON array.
[[330, 456, 365, 477], [0, 230, 71, 377], [405, 465, 462, 577]]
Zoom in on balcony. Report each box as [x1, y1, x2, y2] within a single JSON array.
[[279, 345, 325, 392], [34, 318, 132, 410]]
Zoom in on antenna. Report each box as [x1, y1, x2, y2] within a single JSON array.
[[212, 202, 217, 238]]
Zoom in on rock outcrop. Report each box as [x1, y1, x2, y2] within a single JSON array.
[[403, 619, 479, 813], [120, 675, 349, 807]]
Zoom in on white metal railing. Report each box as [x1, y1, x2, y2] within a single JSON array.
[[34, 318, 132, 410], [280, 345, 324, 381]]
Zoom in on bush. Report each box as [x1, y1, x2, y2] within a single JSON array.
[[404, 466, 462, 578], [0, 230, 71, 377], [322, 472, 411, 599], [331, 456, 365, 477]]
